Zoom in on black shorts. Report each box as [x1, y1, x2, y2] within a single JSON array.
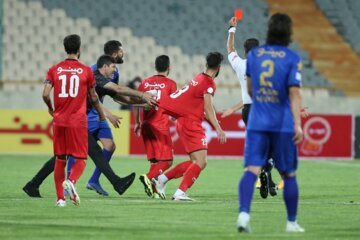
[[242, 104, 251, 126]]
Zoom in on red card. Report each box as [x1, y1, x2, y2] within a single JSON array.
[[235, 9, 243, 21]]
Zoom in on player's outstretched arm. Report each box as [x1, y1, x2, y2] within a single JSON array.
[[290, 86, 303, 144], [104, 82, 157, 106], [221, 101, 244, 118], [227, 17, 237, 53], [89, 87, 106, 121], [42, 82, 54, 116], [204, 94, 226, 144]]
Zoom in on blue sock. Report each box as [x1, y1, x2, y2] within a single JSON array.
[[238, 171, 258, 213], [67, 156, 75, 179], [88, 149, 113, 184], [283, 176, 299, 222]]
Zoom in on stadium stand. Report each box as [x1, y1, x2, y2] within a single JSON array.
[[267, 0, 360, 96], [1, 0, 359, 113], [316, 0, 360, 54], [2, 0, 331, 91]]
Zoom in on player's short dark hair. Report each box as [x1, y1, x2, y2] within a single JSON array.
[[97, 55, 115, 69], [63, 34, 81, 54], [155, 55, 170, 72], [266, 13, 292, 46], [104, 40, 122, 55], [244, 38, 259, 54], [206, 52, 224, 69]]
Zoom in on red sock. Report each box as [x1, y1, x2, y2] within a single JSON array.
[[165, 160, 192, 180], [68, 159, 86, 184], [179, 163, 202, 192], [146, 161, 172, 180], [54, 159, 66, 200]]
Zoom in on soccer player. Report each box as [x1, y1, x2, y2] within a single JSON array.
[[69, 41, 154, 196], [223, 17, 278, 199], [153, 52, 227, 201], [236, 13, 305, 233], [42, 34, 106, 207], [23, 45, 155, 198], [133, 55, 177, 198]]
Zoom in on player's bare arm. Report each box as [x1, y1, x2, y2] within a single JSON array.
[[227, 17, 237, 53], [42, 82, 54, 116], [103, 105, 121, 128], [290, 86, 303, 144], [133, 106, 141, 137], [104, 82, 157, 106], [89, 87, 106, 121], [204, 94, 226, 144], [247, 76, 253, 98], [221, 101, 244, 118]]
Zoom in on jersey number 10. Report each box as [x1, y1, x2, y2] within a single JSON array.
[[58, 74, 80, 98]]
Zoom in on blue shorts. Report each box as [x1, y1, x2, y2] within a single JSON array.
[[88, 120, 113, 140], [244, 130, 298, 174]]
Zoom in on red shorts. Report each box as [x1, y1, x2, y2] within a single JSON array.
[[141, 122, 173, 161], [176, 117, 207, 154], [53, 125, 88, 159]]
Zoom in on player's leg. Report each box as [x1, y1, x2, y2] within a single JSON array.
[[172, 118, 208, 201], [23, 156, 56, 198], [153, 159, 192, 199], [138, 123, 157, 197], [53, 126, 68, 207], [172, 149, 206, 201], [237, 130, 269, 233], [140, 124, 173, 198], [86, 121, 115, 196], [86, 137, 115, 196], [54, 155, 67, 207], [272, 132, 304, 233], [87, 132, 135, 195], [62, 126, 88, 206]]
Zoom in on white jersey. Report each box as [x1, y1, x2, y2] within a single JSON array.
[[228, 51, 253, 104]]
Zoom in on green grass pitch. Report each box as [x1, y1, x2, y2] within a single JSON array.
[[0, 155, 359, 239]]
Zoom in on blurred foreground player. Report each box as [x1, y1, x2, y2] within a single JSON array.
[[237, 13, 305, 233]]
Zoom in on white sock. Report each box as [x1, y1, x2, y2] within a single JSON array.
[[158, 174, 168, 184], [173, 189, 185, 197], [239, 212, 250, 223]]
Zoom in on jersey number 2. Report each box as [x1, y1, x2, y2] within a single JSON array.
[[59, 74, 79, 98], [260, 60, 274, 88]]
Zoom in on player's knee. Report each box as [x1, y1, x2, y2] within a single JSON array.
[[247, 166, 261, 175], [107, 142, 116, 152]]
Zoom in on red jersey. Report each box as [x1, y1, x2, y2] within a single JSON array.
[[138, 75, 177, 131], [159, 73, 216, 121], [46, 59, 96, 127]]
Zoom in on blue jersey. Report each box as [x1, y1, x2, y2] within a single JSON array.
[[87, 64, 120, 122], [246, 44, 302, 132]]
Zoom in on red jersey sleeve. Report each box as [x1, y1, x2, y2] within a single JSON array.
[[202, 78, 216, 96], [45, 66, 54, 85]]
